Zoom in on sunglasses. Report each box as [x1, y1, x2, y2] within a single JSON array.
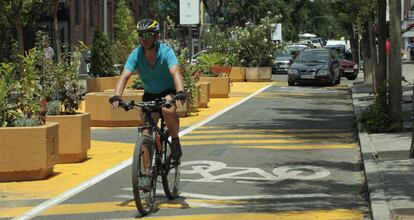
[[138, 32, 155, 39]]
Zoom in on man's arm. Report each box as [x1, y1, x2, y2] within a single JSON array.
[[111, 69, 132, 107], [170, 65, 185, 107], [170, 65, 184, 92]]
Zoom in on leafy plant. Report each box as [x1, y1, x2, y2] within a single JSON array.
[[358, 85, 391, 133], [0, 62, 20, 127], [178, 49, 197, 107], [113, 0, 138, 65], [90, 28, 115, 77], [196, 52, 226, 77], [14, 48, 45, 126], [34, 33, 85, 115], [230, 13, 280, 67], [46, 100, 60, 116], [131, 75, 144, 90], [55, 45, 85, 114]]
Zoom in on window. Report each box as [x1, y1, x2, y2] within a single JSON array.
[[75, 0, 80, 25]]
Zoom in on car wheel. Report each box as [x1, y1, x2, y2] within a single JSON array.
[[288, 80, 295, 86], [335, 75, 341, 84], [347, 75, 357, 80]]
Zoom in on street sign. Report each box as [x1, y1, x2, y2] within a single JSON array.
[[272, 23, 283, 41], [180, 0, 200, 25]]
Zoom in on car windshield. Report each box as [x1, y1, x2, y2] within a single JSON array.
[[296, 51, 329, 63]]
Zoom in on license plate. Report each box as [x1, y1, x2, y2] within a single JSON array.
[[344, 69, 354, 73], [301, 75, 315, 79], [279, 64, 289, 68]]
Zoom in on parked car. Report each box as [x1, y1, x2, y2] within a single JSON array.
[[325, 45, 359, 80], [272, 45, 309, 74], [287, 48, 341, 86]]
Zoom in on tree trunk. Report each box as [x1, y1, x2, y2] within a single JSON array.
[[411, 91, 414, 157], [53, 0, 61, 61], [349, 25, 359, 66], [362, 23, 373, 88], [376, 0, 387, 93], [368, 19, 378, 91], [389, 0, 403, 131]]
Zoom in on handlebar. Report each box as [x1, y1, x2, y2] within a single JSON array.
[[118, 97, 176, 112]]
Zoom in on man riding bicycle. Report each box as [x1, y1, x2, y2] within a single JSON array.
[[110, 18, 185, 162]]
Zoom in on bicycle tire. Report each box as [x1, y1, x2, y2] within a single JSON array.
[[132, 136, 156, 215], [161, 131, 181, 199]]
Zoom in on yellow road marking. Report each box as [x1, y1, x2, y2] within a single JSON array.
[[0, 199, 362, 220], [181, 133, 354, 139], [134, 210, 363, 220], [181, 138, 355, 146], [236, 143, 358, 150]]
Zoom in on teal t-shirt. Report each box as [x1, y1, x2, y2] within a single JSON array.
[[124, 42, 179, 94]]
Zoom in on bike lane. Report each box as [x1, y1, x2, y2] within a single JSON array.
[[3, 82, 369, 219], [0, 82, 273, 219]]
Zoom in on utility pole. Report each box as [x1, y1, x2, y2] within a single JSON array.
[[389, 0, 403, 131]]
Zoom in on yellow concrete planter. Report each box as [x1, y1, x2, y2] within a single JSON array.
[[46, 113, 91, 163], [176, 100, 189, 117], [86, 76, 119, 93], [245, 67, 272, 82], [85, 91, 144, 127], [230, 67, 246, 82], [199, 77, 230, 98], [0, 122, 59, 182], [197, 82, 210, 108]]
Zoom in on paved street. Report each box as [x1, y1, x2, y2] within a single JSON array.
[[14, 79, 370, 219]]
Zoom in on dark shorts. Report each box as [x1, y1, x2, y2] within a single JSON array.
[[142, 89, 177, 102]]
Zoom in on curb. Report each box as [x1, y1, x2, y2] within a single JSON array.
[[350, 86, 392, 220]]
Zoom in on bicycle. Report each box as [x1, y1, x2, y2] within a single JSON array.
[[118, 97, 181, 215]]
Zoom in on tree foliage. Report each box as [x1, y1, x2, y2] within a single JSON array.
[[90, 29, 115, 77], [113, 0, 138, 65]]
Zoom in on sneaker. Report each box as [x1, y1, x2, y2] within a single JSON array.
[[170, 138, 182, 161]]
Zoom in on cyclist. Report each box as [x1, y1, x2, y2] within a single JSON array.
[[109, 18, 185, 162]]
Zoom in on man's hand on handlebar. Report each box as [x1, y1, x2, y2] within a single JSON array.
[[109, 95, 122, 108], [174, 91, 187, 108]]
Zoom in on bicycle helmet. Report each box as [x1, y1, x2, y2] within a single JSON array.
[[137, 19, 160, 33]]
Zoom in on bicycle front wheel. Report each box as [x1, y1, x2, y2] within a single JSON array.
[[161, 135, 181, 199], [132, 136, 156, 215]]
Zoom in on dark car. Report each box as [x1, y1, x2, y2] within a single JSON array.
[[287, 48, 341, 86], [272, 45, 309, 74], [325, 45, 359, 80]]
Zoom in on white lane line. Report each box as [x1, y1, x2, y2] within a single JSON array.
[[13, 84, 273, 220], [115, 192, 331, 201]]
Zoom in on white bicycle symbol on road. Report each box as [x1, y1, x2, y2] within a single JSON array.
[[180, 160, 330, 184]]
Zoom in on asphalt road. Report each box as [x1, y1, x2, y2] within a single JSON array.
[[30, 77, 370, 220]]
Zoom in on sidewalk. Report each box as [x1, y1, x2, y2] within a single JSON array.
[[351, 63, 414, 220]]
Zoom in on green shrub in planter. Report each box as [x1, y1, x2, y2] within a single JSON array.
[[131, 76, 144, 90], [230, 13, 281, 67], [90, 29, 115, 77]]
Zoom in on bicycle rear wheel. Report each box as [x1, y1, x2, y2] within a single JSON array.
[[161, 133, 181, 199], [132, 136, 156, 215]]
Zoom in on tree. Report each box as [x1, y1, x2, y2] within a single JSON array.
[[388, 0, 402, 131], [113, 0, 138, 65], [375, 0, 387, 94], [90, 29, 115, 77]]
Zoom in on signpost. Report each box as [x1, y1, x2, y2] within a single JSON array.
[[180, 0, 200, 61]]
